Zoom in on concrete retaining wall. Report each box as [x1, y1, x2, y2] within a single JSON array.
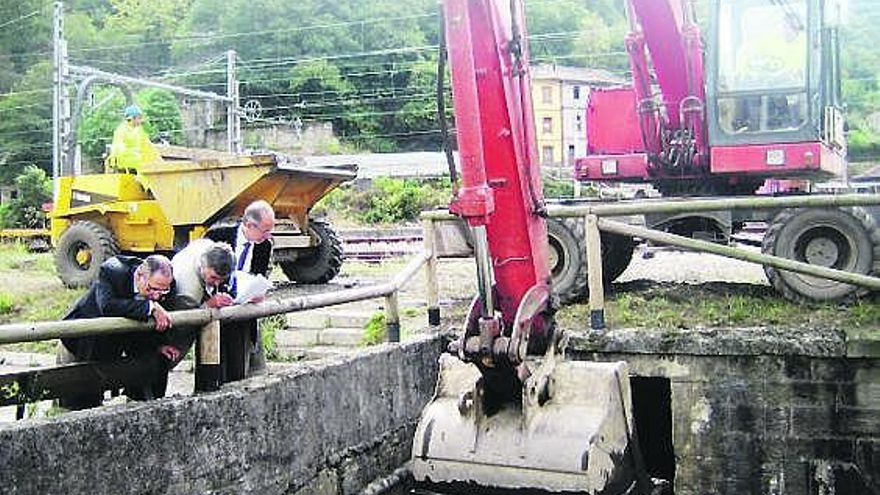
[[0, 334, 446, 495], [567, 326, 880, 495]]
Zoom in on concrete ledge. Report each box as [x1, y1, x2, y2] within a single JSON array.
[[845, 328, 880, 358], [0, 334, 447, 495], [566, 326, 848, 357]]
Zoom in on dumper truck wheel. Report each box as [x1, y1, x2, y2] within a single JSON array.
[[279, 219, 343, 284], [55, 221, 119, 288], [762, 207, 880, 302], [546, 217, 635, 305]]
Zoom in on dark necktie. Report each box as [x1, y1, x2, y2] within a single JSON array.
[[238, 242, 251, 271]]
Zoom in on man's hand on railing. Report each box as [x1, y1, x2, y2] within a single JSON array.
[[159, 344, 181, 362], [206, 293, 235, 309], [151, 303, 173, 332]]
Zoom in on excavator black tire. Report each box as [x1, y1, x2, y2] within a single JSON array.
[[279, 219, 343, 284], [546, 217, 635, 305], [54, 220, 119, 288], [762, 207, 880, 303]]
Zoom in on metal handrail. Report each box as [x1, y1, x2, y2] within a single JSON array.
[[421, 192, 880, 330], [0, 250, 431, 346]]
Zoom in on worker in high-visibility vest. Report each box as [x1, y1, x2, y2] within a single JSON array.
[[106, 104, 161, 173]]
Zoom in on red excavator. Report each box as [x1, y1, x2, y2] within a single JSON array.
[[578, 0, 846, 195], [412, 0, 653, 493], [544, 0, 875, 305]]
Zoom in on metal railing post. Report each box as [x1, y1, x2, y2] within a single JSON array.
[[385, 291, 400, 343], [423, 219, 441, 326], [194, 320, 221, 392], [585, 214, 606, 330]]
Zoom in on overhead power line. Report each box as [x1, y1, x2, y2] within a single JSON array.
[[68, 12, 439, 54], [0, 9, 41, 31]]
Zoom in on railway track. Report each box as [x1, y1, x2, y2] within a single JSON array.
[[339, 227, 424, 261]]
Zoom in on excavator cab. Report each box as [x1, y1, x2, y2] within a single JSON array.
[[707, 0, 845, 149]]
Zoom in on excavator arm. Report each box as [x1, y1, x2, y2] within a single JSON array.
[[443, 0, 553, 373]]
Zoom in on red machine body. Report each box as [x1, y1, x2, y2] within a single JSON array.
[[585, 88, 643, 155]]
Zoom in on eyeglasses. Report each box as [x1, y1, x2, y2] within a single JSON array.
[[145, 284, 171, 296], [245, 221, 274, 238]]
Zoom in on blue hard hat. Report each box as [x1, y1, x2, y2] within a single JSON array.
[[124, 104, 143, 119]]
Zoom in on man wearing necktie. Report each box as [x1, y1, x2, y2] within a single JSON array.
[[206, 200, 276, 383]]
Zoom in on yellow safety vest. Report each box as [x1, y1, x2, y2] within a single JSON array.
[[106, 121, 161, 173]]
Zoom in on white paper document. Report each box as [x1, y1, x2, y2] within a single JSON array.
[[232, 270, 272, 304]]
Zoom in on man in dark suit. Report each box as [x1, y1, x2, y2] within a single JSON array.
[[60, 254, 178, 409], [205, 200, 275, 383]]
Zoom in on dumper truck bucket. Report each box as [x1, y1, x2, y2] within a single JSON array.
[[139, 146, 356, 226], [412, 354, 646, 494]]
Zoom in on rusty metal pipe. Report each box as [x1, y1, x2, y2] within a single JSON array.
[[0, 251, 430, 345], [421, 194, 880, 221]]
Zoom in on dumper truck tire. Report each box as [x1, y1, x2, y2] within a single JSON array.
[[55, 221, 119, 288], [279, 219, 343, 284], [546, 217, 635, 305], [762, 207, 880, 302]]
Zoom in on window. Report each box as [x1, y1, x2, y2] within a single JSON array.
[[542, 146, 554, 165], [567, 145, 576, 165], [716, 0, 809, 135], [542, 86, 553, 104], [576, 114, 583, 132], [542, 117, 553, 134], [717, 0, 807, 92], [573, 86, 581, 100]]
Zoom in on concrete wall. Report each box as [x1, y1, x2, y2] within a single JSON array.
[[0, 334, 446, 495], [566, 326, 880, 495]]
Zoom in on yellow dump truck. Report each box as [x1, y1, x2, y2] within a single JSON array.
[[50, 145, 356, 287]]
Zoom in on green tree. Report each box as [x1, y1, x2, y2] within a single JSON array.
[[105, 0, 196, 68], [841, 5, 880, 160], [0, 0, 51, 93], [2, 165, 52, 228], [77, 87, 183, 169], [0, 62, 53, 183]]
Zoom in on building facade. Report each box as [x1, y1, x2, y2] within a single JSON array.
[[530, 65, 624, 171]]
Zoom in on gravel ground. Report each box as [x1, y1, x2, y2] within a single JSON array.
[[618, 245, 768, 286]]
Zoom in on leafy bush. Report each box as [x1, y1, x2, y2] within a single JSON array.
[[543, 178, 576, 198], [3, 165, 51, 229], [0, 292, 14, 315], [848, 127, 880, 161], [361, 312, 386, 346], [258, 314, 287, 362], [314, 178, 452, 224]]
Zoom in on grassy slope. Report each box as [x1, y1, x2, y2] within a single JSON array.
[[0, 243, 84, 353]]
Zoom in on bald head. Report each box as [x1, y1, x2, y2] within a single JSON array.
[[242, 200, 275, 243]]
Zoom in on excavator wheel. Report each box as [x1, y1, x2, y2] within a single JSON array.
[[278, 219, 343, 284], [546, 217, 635, 305], [54, 221, 119, 288], [762, 207, 880, 302]]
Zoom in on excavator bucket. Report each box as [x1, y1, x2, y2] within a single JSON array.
[[412, 354, 645, 494]]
